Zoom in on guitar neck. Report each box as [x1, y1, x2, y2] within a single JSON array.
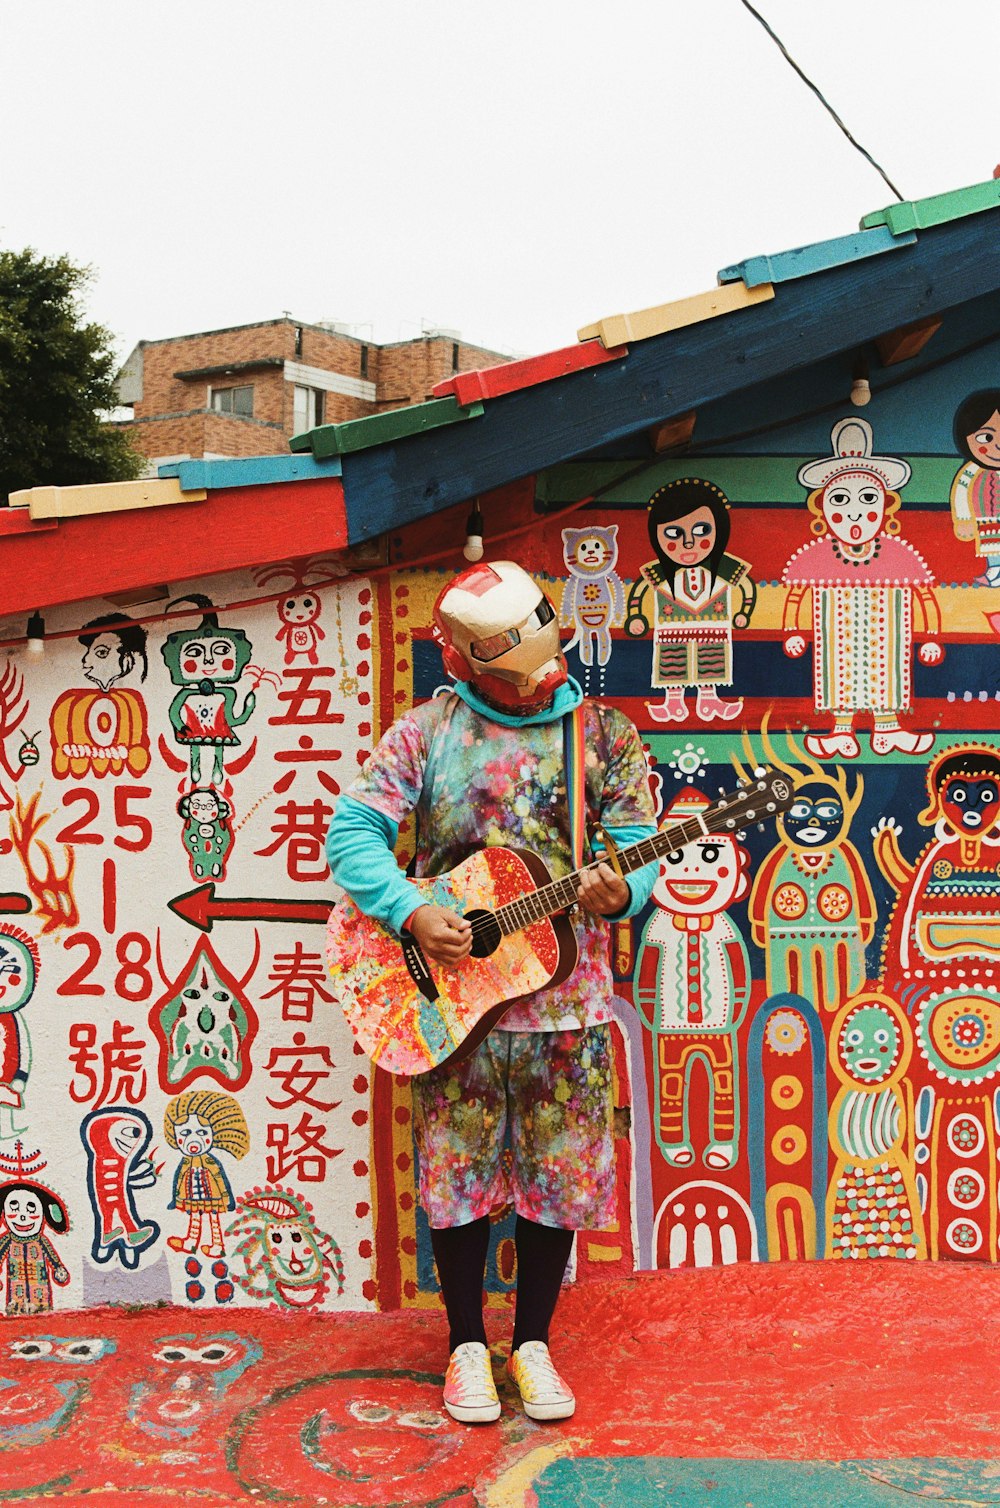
[[494, 774, 785, 937]]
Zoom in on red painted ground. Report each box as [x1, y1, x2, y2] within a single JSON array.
[[1, 1261, 996, 1505]]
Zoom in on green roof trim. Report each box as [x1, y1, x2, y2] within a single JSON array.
[[289, 396, 485, 460], [861, 176, 1000, 237]]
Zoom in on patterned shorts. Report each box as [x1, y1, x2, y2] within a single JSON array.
[[411, 1024, 616, 1231]]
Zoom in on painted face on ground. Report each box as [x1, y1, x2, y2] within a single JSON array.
[[941, 775, 1000, 834], [966, 410, 1000, 469], [783, 784, 846, 848], [839, 1004, 900, 1084], [656, 506, 716, 568], [821, 472, 886, 545], [81, 633, 127, 690], [279, 595, 320, 625], [175, 1115, 214, 1157], [653, 835, 747, 916], [2, 1190, 44, 1238]]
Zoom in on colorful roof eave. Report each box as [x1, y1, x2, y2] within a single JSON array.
[[329, 203, 1000, 544]]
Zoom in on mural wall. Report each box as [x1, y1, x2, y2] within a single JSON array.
[[2, 352, 999, 1319]]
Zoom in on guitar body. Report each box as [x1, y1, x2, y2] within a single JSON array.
[[327, 846, 578, 1076]]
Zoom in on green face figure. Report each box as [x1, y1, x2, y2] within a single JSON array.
[[161, 627, 252, 689], [839, 1004, 900, 1084]]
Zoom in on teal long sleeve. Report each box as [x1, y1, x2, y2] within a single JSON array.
[[326, 797, 658, 934]]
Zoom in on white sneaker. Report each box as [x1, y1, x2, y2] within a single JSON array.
[[507, 1340, 575, 1421], [443, 1341, 501, 1424]]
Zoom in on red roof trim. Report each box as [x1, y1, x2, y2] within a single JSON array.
[[432, 339, 627, 405], [0, 477, 347, 618]]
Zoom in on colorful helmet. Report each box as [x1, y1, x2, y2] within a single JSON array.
[[433, 561, 567, 712]]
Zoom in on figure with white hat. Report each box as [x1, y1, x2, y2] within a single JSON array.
[[782, 417, 943, 759]]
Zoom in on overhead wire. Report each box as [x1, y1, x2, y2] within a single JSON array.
[[738, 0, 906, 203]]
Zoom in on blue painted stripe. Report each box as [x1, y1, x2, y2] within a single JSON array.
[[717, 225, 916, 290], [157, 454, 342, 490]]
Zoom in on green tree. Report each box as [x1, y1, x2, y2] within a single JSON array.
[[0, 247, 143, 503]]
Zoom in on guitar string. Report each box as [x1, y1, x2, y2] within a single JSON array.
[[452, 777, 788, 942]]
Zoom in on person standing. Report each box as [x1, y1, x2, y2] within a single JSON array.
[[326, 560, 657, 1423]]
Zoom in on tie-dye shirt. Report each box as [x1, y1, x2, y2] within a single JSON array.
[[343, 690, 657, 1031]]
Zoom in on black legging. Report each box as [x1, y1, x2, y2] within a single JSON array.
[[430, 1213, 575, 1354]]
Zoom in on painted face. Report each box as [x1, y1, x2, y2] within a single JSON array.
[[81, 633, 127, 691], [656, 506, 716, 567], [265, 1221, 325, 1288], [279, 594, 320, 625], [570, 534, 614, 572], [107, 1113, 147, 1161], [821, 472, 886, 545], [941, 775, 1000, 834], [188, 791, 221, 823], [782, 784, 845, 848], [653, 835, 748, 916], [2, 1190, 44, 1238], [178, 635, 239, 684], [175, 1115, 214, 1157], [839, 1004, 900, 1084], [966, 410, 1000, 469], [0, 933, 35, 1014]]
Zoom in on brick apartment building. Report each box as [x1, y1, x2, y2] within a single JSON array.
[[115, 317, 512, 473]]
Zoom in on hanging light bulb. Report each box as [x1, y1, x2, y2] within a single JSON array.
[[463, 501, 484, 562], [850, 355, 871, 406], [25, 611, 45, 656]]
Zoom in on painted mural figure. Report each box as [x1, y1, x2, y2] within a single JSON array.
[[164, 1091, 249, 1258], [226, 1187, 344, 1309], [827, 992, 924, 1261], [275, 590, 326, 665], [748, 742, 875, 1015], [80, 1108, 160, 1268], [50, 612, 151, 780], [782, 417, 943, 758], [874, 743, 1000, 1260], [949, 389, 1000, 586], [559, 526, 625, 672], [177, 788, 234, 881], [634, 785, 751, 1169], [0, 1145, 70, 1315], [0, 925, 39, 1131], [625, 478, 756, 724], [160, 598, 259, 788]]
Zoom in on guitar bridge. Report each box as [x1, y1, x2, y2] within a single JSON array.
[[401, 936, 439, 1002]]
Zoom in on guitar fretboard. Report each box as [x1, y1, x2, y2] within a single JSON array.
[[494, 774, 788, 937]]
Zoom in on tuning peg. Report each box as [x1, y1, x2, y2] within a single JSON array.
[[757, 821, 766, 831], [754, 766, 766, 778]]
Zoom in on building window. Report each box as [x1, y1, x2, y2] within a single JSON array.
[[293, 384, 325, 432], [359, 344, 369, 379], [451, 342, 460, 372], [210, 384, 254, 417]]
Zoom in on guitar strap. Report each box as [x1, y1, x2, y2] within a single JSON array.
[[562, 702, 588, 870]]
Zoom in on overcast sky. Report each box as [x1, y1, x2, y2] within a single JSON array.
[[2, 1, 997, 363]]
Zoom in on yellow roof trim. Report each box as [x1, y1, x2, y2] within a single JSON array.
[[8, 476, 207, 521], [577, 280, 775, 349]]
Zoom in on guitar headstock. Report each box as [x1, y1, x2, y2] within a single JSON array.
[[705, 767, 797, 836]]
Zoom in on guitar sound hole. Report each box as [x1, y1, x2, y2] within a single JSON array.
[[465, 908, 502, 958]]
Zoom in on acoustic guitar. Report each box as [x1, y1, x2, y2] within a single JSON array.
[[327, 767, 795, 1075]]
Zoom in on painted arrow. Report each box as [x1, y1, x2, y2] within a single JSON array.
[[0, 893, 31, 916], [168, 882, 334, 934]]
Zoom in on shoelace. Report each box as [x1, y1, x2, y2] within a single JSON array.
[[450, 1347, 492, 1398], [516, 1345, 565, 1398]]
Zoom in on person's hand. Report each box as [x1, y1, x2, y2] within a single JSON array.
[[577, 861, 630, 917], [406, 904, 473, 964], [918, 640, 943, 665]]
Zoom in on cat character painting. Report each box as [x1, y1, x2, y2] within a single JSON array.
[[782, 418, 942, 759], [625, 479, 755, 724], [559, 526, 625, 687]]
